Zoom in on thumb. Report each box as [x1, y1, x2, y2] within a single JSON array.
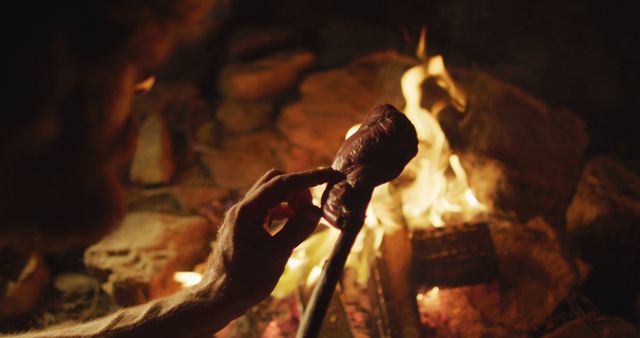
[[274, 205, 322, 251]]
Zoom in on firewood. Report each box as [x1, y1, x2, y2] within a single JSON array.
[[376, 186, 424, 338], [412, 222, 497, 287]]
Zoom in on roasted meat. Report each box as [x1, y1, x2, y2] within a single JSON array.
[[321, 104, 418, 228]]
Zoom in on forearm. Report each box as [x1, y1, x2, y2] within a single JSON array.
[[4, 276, 246, 338], [2, 168, 337, 338]]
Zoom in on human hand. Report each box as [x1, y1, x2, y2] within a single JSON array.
[[202, 167, 343, 310]]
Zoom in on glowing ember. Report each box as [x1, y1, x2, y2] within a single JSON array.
[[173, 271, 203, 288], [417, 287, 441, 309]]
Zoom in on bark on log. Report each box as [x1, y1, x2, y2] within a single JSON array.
[[375, 185, 424, 338], [412, 222, 498, 287]]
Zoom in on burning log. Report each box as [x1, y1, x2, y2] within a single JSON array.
[[412, 222, 498, 287], [297, 104, 418, 338], [372, 185, 424, 338], [416, 217, 579, 336]]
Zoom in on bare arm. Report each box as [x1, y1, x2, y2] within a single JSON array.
[[8, 277, 238, 338], [3, 167, 342, 338]]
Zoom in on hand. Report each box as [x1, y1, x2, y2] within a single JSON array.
[[202, 167, 343, 310]]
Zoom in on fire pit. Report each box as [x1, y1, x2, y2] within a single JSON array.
[[2, 1, 640, 338]]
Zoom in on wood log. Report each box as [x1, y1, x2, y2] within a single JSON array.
[[412, 222, 497, 287], [376, 185, 424, 338]]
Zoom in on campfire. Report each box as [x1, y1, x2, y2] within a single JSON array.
[[153, 38, 623, 334], [2, 3, 640, 338]]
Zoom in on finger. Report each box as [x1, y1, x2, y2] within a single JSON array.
[[246, 168, 285, 195], [244, 167, 343, 212], [286, 188, 313, 211], [268, 204, 295, 220], [273, 205, 322, 251]]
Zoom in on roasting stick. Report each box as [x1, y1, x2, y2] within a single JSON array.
[[296, 188, 372, 338], [297, 104, 418, 338]]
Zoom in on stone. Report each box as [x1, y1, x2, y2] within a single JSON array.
[[475, 218, 577, 329], [84, 212, 213, 305], [170, 186, 231, 214], [461, 151, 575, 224], [0, 251, 50, 317], [130, 82, 214, 155], [165, 97, 215, 147], [566, 156, 640, 237], [130, 113, 175, 186], [216, 100, 272, 133], [277, 51, 416, 163], [199, 131, 287, 191], [417, 217, 578, 337], [565, 156, 640, 320], [227, 25, 296, 61], [458, 153, 508, 214], [452, 69, 589, 224], [219, 50, 316, 101], [193, 121, 218, 147], [126, 185, 230, 216], [126, 187, 182, 214], [565, 155, 640, 266]]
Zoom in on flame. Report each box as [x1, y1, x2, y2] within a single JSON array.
[[271, 29, 486, 299], [416, 27, 427, 61], [173, 271, 203, 288], [399, 37, 483, 229]]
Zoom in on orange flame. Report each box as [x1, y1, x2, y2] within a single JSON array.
[[399, 36, 483, 229]]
